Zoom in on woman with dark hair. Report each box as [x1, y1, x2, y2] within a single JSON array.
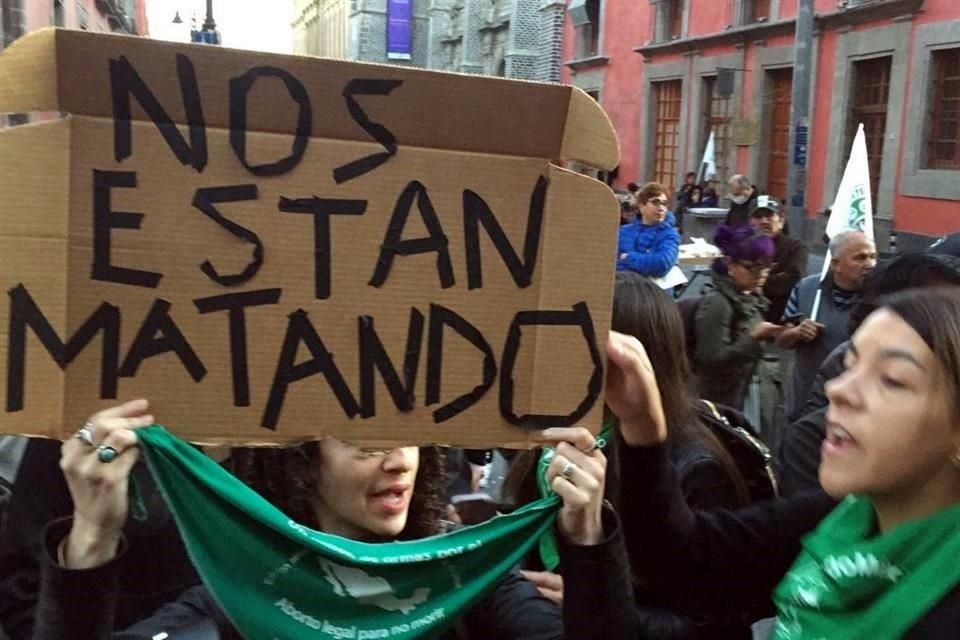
[[608, 286, 960, 638], [510, 273, 754, 638], [693, 224, 783, 409], [779, 253, 960, 496], [608, 273, 758, 637], [612, 272, 747, 510], [31, 411, 635, 639]]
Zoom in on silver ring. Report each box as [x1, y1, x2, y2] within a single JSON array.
[[75, 422, 95, 447], [560, 461, 577, 480], [584, 437, 606, 454], [97, 445, 119, 464]]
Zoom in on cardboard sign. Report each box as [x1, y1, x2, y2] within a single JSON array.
[[0, 29, 620, 447]]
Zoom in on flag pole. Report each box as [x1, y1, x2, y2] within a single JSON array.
[[813, 123, 874, 322]]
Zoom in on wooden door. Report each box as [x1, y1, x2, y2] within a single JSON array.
[[766, 69, 793, 201]]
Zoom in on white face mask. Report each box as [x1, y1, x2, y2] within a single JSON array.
[[731, 193, 749, 205]]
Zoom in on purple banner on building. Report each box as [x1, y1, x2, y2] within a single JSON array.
[[387, 0, 412, 60]]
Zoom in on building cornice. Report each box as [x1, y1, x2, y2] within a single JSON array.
[[634, 0, 923, 57], [564, 55, 610, 71]]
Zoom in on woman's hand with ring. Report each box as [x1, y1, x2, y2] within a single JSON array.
[[537, 427, 606, 547], [60, 399, 154, 569]]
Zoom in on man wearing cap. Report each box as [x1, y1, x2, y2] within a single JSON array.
[[749, 196, 808, 323]]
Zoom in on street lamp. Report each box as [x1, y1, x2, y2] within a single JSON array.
[[192, 0, 221, 45], [172, 10, 183, 24]]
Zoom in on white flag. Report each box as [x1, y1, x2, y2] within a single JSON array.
[[811, 123, 874, 320], [697, 130, 716, 183], [826, 123, 874, 241]]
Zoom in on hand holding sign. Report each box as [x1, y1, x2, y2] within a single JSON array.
[[604, 331, 668, 448]]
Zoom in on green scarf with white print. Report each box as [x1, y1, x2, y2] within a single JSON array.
[[773, 495, 960, 640], [136, 425, 561, 640]]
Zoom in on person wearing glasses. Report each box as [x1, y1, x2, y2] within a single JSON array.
[[616, 182, 680, 279], [692, 224, 784, 410]]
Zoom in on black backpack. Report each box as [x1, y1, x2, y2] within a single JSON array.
[[695, 399, 779, 503]]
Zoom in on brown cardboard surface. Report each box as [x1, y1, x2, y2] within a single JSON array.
[[0, 29, 620, 447]]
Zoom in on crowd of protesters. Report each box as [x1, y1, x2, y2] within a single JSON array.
[[2, 170, 960, 640]]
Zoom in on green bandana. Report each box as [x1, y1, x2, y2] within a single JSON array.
[[773, 495, 960, 639], [137, 426, 560, 639]]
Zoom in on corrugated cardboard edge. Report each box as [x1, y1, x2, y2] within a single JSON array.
[[0, 29, 620, 171], [0, 119, 72, 438], [0, 29, 58, 114], [560, 88, 620, 171]]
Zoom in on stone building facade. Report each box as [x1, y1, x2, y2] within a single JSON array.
[[291, 0, 566, 82], [292, 0, 348, 58]]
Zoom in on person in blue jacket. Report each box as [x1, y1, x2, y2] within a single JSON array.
[[616, 181, 680, 279]]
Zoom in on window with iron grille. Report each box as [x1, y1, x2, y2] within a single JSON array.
[[927, 48, 960, 170], [702, 77, 732, 186], [653, 80, 683, 191], [849, 57, 891, 204]]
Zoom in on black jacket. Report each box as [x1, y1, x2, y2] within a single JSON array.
[[619, 441, 960, 638], [764, 233, 808, 323], [724, 190, 758, 228], [777, 341, 848, 496], [32, 508, 635, 640], [0, 439, 200, 640], [627, 438, 751, 639], [11, 432, 635, 640]]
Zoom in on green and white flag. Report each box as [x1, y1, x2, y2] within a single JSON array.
[[812, 123, 874, 320]]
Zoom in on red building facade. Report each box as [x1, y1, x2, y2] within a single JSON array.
[[563, 0, 960, 249]]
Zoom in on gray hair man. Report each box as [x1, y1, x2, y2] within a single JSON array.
[[777, 230, 877, 420], [724, 174, 758, 226]]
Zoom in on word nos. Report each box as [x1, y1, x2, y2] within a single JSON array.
[[4, 53, 604, 431]]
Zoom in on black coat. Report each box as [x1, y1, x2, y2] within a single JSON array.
[[764, 233, 808, 323], [620, 440, 960, 639], [628, 437, 752, 639], [724, 190, 758, 228], [776, 341, 847, 496], [32, 509, 635, 640], [0, 439, 200, 640]]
